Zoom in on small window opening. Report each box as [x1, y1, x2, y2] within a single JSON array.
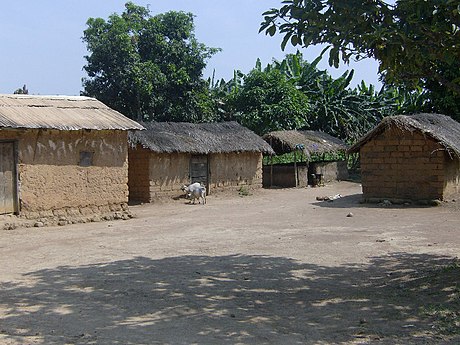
[[79, 151, 93, 167]]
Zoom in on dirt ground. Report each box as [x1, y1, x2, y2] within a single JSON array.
[[0, 181, 459, 345]]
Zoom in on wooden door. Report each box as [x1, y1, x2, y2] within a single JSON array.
[[190, 154, 208, 191], [0, 142, 17, 214]]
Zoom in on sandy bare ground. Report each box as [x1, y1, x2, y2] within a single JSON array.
[[0, 181, 459, 345]]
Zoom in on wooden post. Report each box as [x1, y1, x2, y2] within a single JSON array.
[[294, 149, 298, 188], [270, 137, 273, 188]]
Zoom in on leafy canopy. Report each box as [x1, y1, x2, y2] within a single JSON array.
[[228, 62, 311, 135], [82, 2, 220, 122], [260, 0, 460, 119], [214, 52, 404, 141]]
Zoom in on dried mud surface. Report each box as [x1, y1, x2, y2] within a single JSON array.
[[1, 182, 459, 344]]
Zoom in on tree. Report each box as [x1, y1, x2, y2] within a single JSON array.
[[209, 51, 424, 141], [82, 2, 220, 122], [230, 67, 311, 135], [260, 0, 460, 120], [13, 85, 28, 94], [211, 52, 402, 140]]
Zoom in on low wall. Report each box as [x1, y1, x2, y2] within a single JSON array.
[[263, 164, 308, 188], [309, 161, 349, 183], [209, 152, 263, 193]]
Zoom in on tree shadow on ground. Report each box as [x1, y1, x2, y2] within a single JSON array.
[[1, 253, 459, 344]]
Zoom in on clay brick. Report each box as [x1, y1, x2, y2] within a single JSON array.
[[414, 157, 430, 164], [362, 152, 381, 159], [403, 151, 418, 158], [363, 180, 381, 188], [384, 145, 398, 152], [390, 151, 404, 158], [429, 175, 444, 182], [361, 145, 373, 152], [411, 139, 426, 146], [365, 145, 384, 152]]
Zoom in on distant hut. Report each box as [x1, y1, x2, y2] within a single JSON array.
[[348, 113, 460, 202], [128, 121, 274, 202], [0, 94, 144, 217], [263, 130, 349, 187]]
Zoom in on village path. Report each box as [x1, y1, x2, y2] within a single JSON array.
[[0, 182, 459, 344]]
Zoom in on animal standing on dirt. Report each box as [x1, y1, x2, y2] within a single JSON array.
[[181, 183, 207, 205]]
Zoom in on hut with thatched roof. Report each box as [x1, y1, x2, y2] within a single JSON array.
[[0, 94, 144, 218], [262, 130, 349, 187], [348, 113, 460, 202], [128, 121, 274, 202]]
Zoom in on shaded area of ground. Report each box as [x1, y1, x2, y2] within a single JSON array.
[[0, 253, 459, 344], [1, 182, 459, 344]]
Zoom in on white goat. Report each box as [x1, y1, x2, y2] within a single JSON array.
[[181, 183, 207, 205]]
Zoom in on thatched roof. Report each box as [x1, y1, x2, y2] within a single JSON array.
[[262, 130, 348, 158], [348, 113, 460, 158], [0, 94, 144, 131], [128, 121, 274, 154]]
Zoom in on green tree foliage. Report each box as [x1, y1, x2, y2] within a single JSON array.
[[260, 0, 460, 120], [82, 2, 220, 122], [217, 52, 401, 141], [229, 66, 310, 135], [13, 85, 28, 94]]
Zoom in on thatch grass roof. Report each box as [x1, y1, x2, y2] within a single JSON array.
[[263, 130, 348, 159], [348, 113, 460, 158], [128, 121, 274, 154]]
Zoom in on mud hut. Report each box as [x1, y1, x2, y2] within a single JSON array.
[[128, 121, 274, 202], [348, 113, 460, 202], [263, 130, 349, 187], [0, 94, 144, 217]]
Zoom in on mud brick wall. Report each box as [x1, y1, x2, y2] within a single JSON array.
[[360, 128, 446, 200], [309, 160, 349, 183], [262, 164, 309, 188], [129, 149, 191, 202], [129, 150, 265, 201], [148, 152, 190, 200], [0, 128, 129, 215], [128, 146, 151, 202], [209, 152, 263, 192]]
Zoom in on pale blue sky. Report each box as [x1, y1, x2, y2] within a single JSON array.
[[0, 0, 381, 96]]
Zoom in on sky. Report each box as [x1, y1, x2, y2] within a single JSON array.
[[0, 0, 382, 96]]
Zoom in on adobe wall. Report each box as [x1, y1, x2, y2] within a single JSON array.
[[128, 146, 151, 203], [309, 160, 349, 183], [0, 129, 129, 218], [262, 164, 308, 188], [360, 128, 445, 201], [147, 152, 191, 200], [129, 151, 264, 200], [209, 152, 263, 192]]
